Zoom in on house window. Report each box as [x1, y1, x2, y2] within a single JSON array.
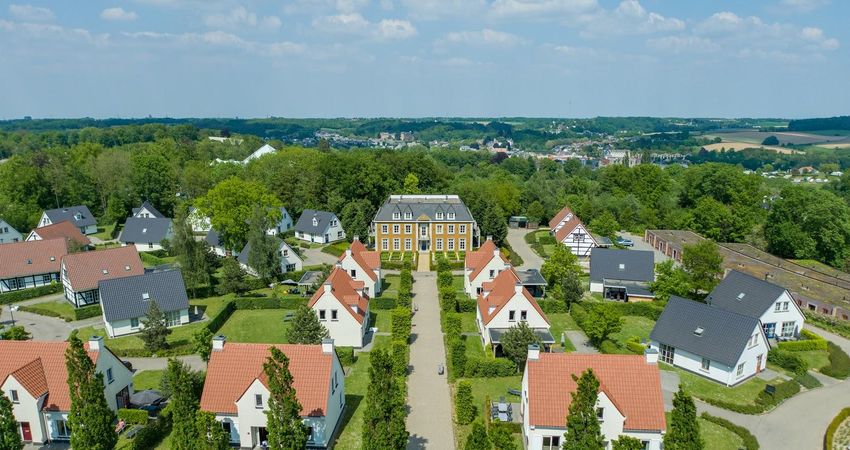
[[307, 426, 314, 443], [405, 225, 412, 234], [520, 311, 527, 321], [436, 224, 443, 234], [393, 225, 400, 234], [750, 333, 758, 347], [381, 224, 388, 234], [106, 368, 114, 384], [148, 242, 154, 249], [54, 419, 71, 438], [282, 248, 289, 257], [573, 232, 585, 242], [382, 239, 388, 251], [659, 344, 675, 364], [312, 218, 318, 227], [404, 212, 412, 220], [542, 436, 560, 450], [448, 212, 455, 220], [436, 212, 444, 220], [781, 321, 795, 337], [782, 302, 789, 311], [319, 310, 326, 321], [337, 231, 343, 239], [286, 264, 296, 272], [596, 407, 604, 421], [331, 310, 338, 321], [489, 270, 495, 278], [459, 239, 466, 250], [42, 274, 52, 284], [255, 394, 263, 408], [448, 225, 455, 234], [393, 212, 400, 220], [222, 422, 231, 436], [393, 239, 400, 251], [459, 225, 466, 234], [350, 269, 357, 278], [508, 311, 516, 322], [405, 239, 412, 251], [448, 239, 455, 251], [130, 318, 139, 329], [9, 390, 18, 403], [775, 302, 782, 312], [436, 239, 443, 251], [331, 219, 338, 227], [736, 362, 745, 377], [165, 310, 181, 327], [701, 358, 710, 372]]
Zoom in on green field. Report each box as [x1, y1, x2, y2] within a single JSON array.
[[216, 309, 292, 343], [133, 370, 165, 391], [608, 315, 655, 350], [663, 364, 776, 407]]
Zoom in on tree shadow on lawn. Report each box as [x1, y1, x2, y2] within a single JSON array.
[[333, 394, 363, 445]]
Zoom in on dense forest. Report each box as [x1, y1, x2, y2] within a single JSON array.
[[3, 123, 850, 268], [788, 116, 850, 132]]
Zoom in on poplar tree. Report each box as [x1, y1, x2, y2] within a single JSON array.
[[664, 387, 703, 450], [0, 393, 22, 450], [563, 369, 604, 450], [65, 333, 117, 450], [362, 349, 408, 450], [264, 347, 308, 449], [166, 359, 200, 450], [195, 410, 230, 450]]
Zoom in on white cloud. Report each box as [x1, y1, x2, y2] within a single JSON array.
[[647, 36, 718, 53], [439, 28, 525, 47], [121, 30, 305, 55], [781, 0, 829, 12], [100, 7, 138, 21], [9, 4, 54, 22], [580, 1, 684, 37], [490, 0, 598, 18], [800, 27, 839, 50], [203, 7, 281, 30], [312, 13, 416, 40], [0, 19, 108, 46]]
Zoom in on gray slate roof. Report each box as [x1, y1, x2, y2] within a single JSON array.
[[43, 205, 96, 228], [294, 209, 338, 235], [205, 229, 222, 247], [706, 270, 789, 319], [132, 201, 166, 219], [650, 296, 761, 367], [98, 269, 189, 322], [489, 328, 555, 344], [589, 248, 654, 283], [237, 237, 299, 266], [373, 195, 475, 222], [516, 269, 547, 286], [119, 217, 173, 244]]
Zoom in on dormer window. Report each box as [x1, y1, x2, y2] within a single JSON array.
[[404, 212, 412, 220], [448, 212, 455, 220], [142, 228, 148, 234], [738, 293, 746, 300], [694, 327, 704, 336], [436, 212, 444, 220], [142, 293, 150, 300], [50, 256, 55, 261], [618, 263, 625, 271], [393, 212, 400, 220], [312, 218, 318, 227], [74, 213, 82, 221], [102, 269, 109, 275], [25, 259, 32, 265], [125, 265, 131, 271]]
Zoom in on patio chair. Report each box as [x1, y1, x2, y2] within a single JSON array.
[[507, 388, 521, 396]]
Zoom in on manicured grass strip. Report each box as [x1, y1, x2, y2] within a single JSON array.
[[700, 413, 760, 450], [216, 309, 292, 343], [133, 370, 165, 391], [321, 241, 350, 257]]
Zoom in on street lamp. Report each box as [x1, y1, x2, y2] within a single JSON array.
[[9, 305, 19, 327]]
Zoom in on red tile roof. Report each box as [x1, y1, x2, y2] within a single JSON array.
[[465, 238, 509, 281], [0, 238, 67, 279], [200, 343, 333, 416], [549, 206, 595, 244], [308, 268, 370, 324], [477, 268, 548, 325], [526, 353, 666, 432], [62, 246, 144, 292], [29, 221, 91, 247], [339, 238, 380, 281], [0, 341, 99, 411]]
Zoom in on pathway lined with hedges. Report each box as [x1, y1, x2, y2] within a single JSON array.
[[406, 271, 455, 450]]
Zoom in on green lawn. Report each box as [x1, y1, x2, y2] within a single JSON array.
[[464, 335, 487, 358], [133, 370, 165, 391], [452, 275, 465, 294], [322, 241, 350, 257], [22, 300, 76, 321], [217, 310, 292, 343], [92, 223, 117, 241], [663, 364, 775, 407], [454, 375, 524, 448], [797, 349, 831, 371], [370, 310, 392, 333], [608, 316, 655, 349], [139, 252, 177, 268], [698, 417, 743, 450], [458, 312, 479, 333], [382, 275, 400, 297]]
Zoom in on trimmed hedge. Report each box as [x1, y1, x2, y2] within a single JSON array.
[[777, 329, 827, 352], [768, 348, 808, 375], [382, 260, 413, 270], [794, 372, 822, 389], [801, 328, 824, 340], [599, 340, 622, 354], [820, 341, 850, 379], [464, 357, 516, 377], [444, 314, 462, 340], [336, 347, 356, 367], [456, 299, 477, 312], [392, 340, 409, 376], [625, 337, 647, 355], [372, 297, 397, 310], [538, 300, 568, 314], [825, 408, 850, 450], [0, 283, 62, 304], [118, 408, 149, 425], [391, 307, 412, 343], [449, 339, 466, 379], [700, 413, 759, 450], [74, 304, 102, 320]]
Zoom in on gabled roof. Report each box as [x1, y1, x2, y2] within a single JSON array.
[[99, 270, 189, 322], [477, 268, 548, 325], [200, 343, 333, 416], [308, 268, 370, 324], [28, 221, 91, 247], [0, 238, 67, 278], [526, 353, 666, 432], [131, 201, 166, 219], [119, 217, 173, 244], [589, 248, 654, 284], [465, 238, 509, 281], [373, 195, 475, 222], [243, 143, 277, 163], [0, 341, 100, 411], [706, 270, 791, 319], [294, 209, 338, 235], [650, 296, 762, 367], [62, 246, 144, 292], [205, 229, 223, 247], [549, 206, 595, 244], [42, 205, 96, 228], [338, 238, 380, 281]]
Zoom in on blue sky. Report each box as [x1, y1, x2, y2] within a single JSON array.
[[0, 0, 847, 119]]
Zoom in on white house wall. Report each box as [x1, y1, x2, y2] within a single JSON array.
[[312, 294, 367, 348], [465, 257, 510, 298], [480, 294, 549, 345], [758, 291, 805, 338], [95, 347, 135, 410], [338, 256, 379, 296], [0, 220, 23, 244], [590, 282, 604, 293], [3, 376, 48, 443], [558, 224, 596, 258], [104, 309, 190, 338]]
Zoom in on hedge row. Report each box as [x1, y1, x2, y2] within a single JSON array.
[[777, 329, 827, 352], [820, 341, 850, 379], [538, 300, 568, 314], [382, 260, 414, 270], [700, 413, 760, 450], [371, 297, 397, 310], [336, 347, 356, 367], [700, 379, 800, 414], [768, 348, 808, 375], [824, 408, 850, 450], [464, 357, 516, 377], [794, 372, 822, 389], [0, 283, 62, 304], [118, 408, 150, 425], [18, 305, 63, 319], [74, 304, 102, 320], [131, 405, 172, 450]]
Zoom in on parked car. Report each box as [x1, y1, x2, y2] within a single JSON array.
[[616, 236, 634, 247]]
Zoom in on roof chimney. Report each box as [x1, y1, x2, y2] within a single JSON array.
[[527, 344, 540, 361], [212, 335, 226, 351], [494, 248, 501, 259], [486, 235, 492, 241], [515, 282, 523, 295], [324, 281, 333, 292], [335, 262, 342, 269], [353, 235, 360, 242], [345, 248, 352, 257], [88, 336, 104, 352], [322, 338, 334, 354], [645, 347, 659, 365]]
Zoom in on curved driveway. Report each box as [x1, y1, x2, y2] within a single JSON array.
[[506, 228, 543, 270]]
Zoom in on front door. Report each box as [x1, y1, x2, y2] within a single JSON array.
[[763, 323, 776, 338], [116, 386, 130, 409], [756, 354, 763, 373], [20, 422, 31, 441]]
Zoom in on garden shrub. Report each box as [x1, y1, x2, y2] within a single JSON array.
[[437, 271, 454, 290], [599, 340, 626, 354], [767, 348, 808, 375], [0, 283, 62, 304], [820, 341, 850, 379], [450, 339, 466, 379], [455, 381, 475, 425], [625, 337, 646, 355], [456, 299, 477, 312], [371, 297, 397, 310], [336, 346, 356, 367], [444, 314, 462, 340], [118, 408, 149, 425], [777, 338, 827, 352], [440, 290, 457, 312], [232, 297, 286, 310], [700, 413, 759, 450], [397, 291, 412, 309], [538, 300, 568, 314], [391, 307, 412, 343], [392, 339, 409, 376], [825, 408, 850, 450], [800, 328, 823, 341], [464, 357, 516, 377], [131, 405, 172, 450]]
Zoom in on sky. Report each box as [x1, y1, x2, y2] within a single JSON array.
[[0, 0, 848, 119]]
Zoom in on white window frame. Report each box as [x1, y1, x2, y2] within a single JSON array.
[[736, 362, 745, 377], [392, 225, 400, 234], [700, 358, 710, 372], [393, 239, 400, 251], [781, 321, 795, 337], [436, 239, 443, 251], [448, 225, 455, 234], [381, 224, 388, 234], [331, 310, 338, 321], [255, 394, 263, 408], [459, 224, 466, 234], [404, 212, 412, 220], [404, 225, 412, 234], [448, 212, 456, 220], [404, 239, 412, 251], [447, 239, 454, 250], [392, 212, 400, 220], [508, 310, 516, 322], [775, 302, 782, 312], [381, 239, 388, 250], [459, 239, 466, 250], [436, 212, 444, 220]]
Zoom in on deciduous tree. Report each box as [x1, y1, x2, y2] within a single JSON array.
[[541, 244, 582, 288], [500, 321, 540, 371], [583, 307, 622, 346], [196, 177, 281, 251], [681, 240, 723, 296]]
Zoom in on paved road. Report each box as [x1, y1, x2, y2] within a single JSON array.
[[565, 330, 599, 354], [406, 272, 455, 450], [301, 246, 339, 267], [125, 355, 206, 372], [2, 310, 102, 340], [620, 231, 670, 264], [506, 227, 543, 270]]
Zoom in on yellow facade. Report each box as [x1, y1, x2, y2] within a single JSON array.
[[374, 220, 475, 253]]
